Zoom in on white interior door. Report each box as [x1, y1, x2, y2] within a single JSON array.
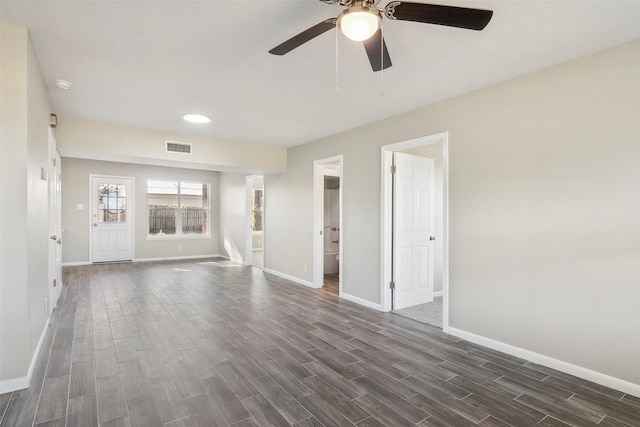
[[393, 152, 435, 310], [91, 175, 133, 263], [48, 129, 62, 314]]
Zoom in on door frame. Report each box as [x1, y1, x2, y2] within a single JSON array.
[[380, 132, 450, 332], [47, 127, 62, 314], [245, 174, 265, 268], [89, 174, 135, 263], [313, 155, 343, 291]]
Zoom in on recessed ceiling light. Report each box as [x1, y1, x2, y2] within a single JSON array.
[[182, 113, 210, 124], [55, 79, 72, 90]]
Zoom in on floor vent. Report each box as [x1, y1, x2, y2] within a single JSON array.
[[166, 141, 192, 154]]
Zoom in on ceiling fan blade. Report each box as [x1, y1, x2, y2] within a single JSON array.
[[363, 30, 392, 72], [269, 18, 337, 55], [384, 2, 493, 30]]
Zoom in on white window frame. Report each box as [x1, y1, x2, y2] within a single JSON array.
[[146, 180, 211, 239]]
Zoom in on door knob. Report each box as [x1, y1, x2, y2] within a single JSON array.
[[429, 236, 436, 241], [50, 235, 57, 240], [57, 239, 62, 245], [93, 223, 98, 227]]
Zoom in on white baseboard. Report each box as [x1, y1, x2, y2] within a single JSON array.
[[448, 327, 640, 398], [263, 268, 318, 289], [0, 376, 29, 394], [434, 290, 443, 297], [0, 319, 50, 394], [133, 254, 223, 263], [62, 261, 91, 267], [340, 292, 384, 311], [65, 254, 225, 266]]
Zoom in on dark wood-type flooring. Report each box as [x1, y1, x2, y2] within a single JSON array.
[[1, 259, 639, 426]]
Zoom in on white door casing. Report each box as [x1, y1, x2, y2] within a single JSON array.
[[90, 175, 134, 263], [48, 128, 62, 314], [393, 152, 435, 310]]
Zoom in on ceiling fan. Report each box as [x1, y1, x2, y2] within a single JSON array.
[[269, 0, 493, 72]]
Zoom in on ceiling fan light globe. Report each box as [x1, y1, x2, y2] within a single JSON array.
[[339, 7, 381, 41]]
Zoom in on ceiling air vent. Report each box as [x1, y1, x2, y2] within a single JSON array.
[[166, 141, 192, 154]]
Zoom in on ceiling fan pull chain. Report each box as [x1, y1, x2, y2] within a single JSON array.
[[380, 21, 384, 96]]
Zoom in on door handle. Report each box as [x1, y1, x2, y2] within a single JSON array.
[[429, 236, 436, 241], [57, 239, 62, 245], [93, 223, 98, 227], [50, 235, 57, 240]]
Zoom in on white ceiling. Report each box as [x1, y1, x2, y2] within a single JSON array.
[[2, 1, 639, 148]]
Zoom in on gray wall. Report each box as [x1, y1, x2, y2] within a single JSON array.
[[218, 172, 249, 263], [265, 41, 640, 385], [61, 158, 221, 263], [1, 23, 52, 384]]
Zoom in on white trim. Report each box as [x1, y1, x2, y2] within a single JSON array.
[[64, 254, 225, 266], [62, 261, 91, 267], [340, 293, 384, 311], [434, 290, 443, 298], [263, 268, 318, 289], [146, 234, 212, 241], [27, 319, 50, 383], [0, 376, 29, 394], [133, 254, 224, 263], [448, 327, 640, 398], [0, 319, 50, 393], [380, 133, 450, 332]]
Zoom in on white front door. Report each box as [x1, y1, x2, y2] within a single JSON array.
[[48, 129, 62, 314], [393, 152, 435, 310], [91, 175, 133, 263]]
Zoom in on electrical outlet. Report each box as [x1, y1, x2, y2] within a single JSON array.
[[303, 264, 308, 273]]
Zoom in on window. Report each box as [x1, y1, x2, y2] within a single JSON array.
[[147, 180, 209, 237]]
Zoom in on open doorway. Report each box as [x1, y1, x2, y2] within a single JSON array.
[[381, 133, 449, 331], [313, 156, 343, 295], [246, 175, 264, 269]]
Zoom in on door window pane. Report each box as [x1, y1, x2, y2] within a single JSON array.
[[98, 183, 127, 223]]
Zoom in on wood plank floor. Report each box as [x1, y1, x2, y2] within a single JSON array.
[[1, 259, 638, 426]]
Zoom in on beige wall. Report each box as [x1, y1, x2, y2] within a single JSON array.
[[61, 158, 221, 263], [0, 23, 52, 386], [266, 41, 640, 385], [56, 116, 287, 174]]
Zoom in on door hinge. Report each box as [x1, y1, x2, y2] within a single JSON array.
[[389, 281, 395, 290], [53, 158, 57, 167], [53, 279, 57, 287], [390, 165, 396, 174]]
